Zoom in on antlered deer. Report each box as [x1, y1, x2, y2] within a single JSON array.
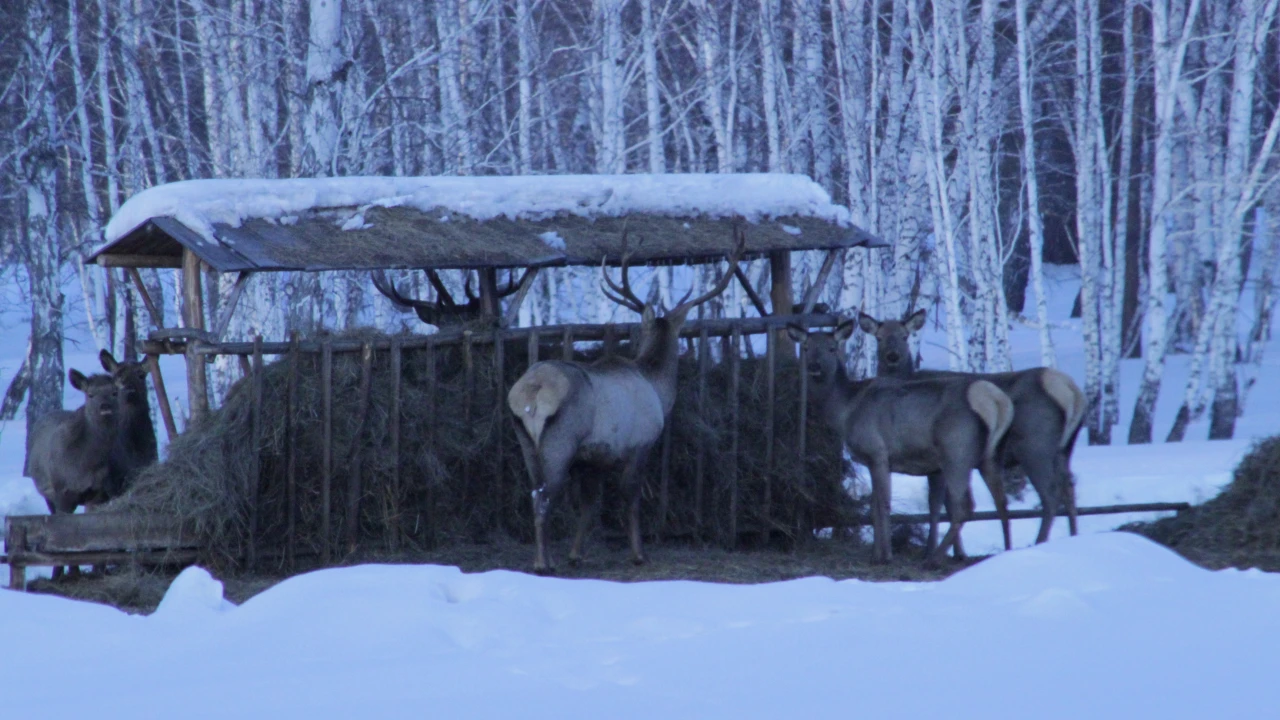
[[508, 232, 743, 573], [858, 309, 1086, 547], [100, 350, 157, 496], [787, 321, 1015, 564], [372, 268, 531, 327], [23, 369, 120, 578]]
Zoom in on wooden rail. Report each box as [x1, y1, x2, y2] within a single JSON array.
[[889, 502, 1190, 525]]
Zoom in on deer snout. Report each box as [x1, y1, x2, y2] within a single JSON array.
[[884, 350, 902, 365]]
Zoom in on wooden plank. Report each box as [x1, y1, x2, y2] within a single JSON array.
[[890, 503, 1191, 524], [695, 327, 709, 539], [182, 248, 209, 426], [4, 514, 198, 554], [321, 336, 333, 564], [797, 339, 810, 540], [126, 267, 163, 328], [728, 326, 741, 549], [425, 337, 438, 549], [501, 267, 539, 327], [561, 326, 574, 361], [769, 250, 794, 351], [7, 549, 200, 572], [527, 328, 540, 364], [286, 332, 299, 568], [346, 341, 374, 555], [493, 332, 506, 534], [247, 336, 264, 570], [732, 262, 770, 317], [763, 328, 776, 531], [462, 330, 475, 527], [210, 271, 253, 340], [388, 335, 402, 552], [146, 354, 178, 442], [798, 249, 841, 314], [97, 253, 184, 269]]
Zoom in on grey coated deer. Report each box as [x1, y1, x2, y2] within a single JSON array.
[[508, 231, 743, 574], [23, 369, 120, 578], [100, 350, 158, 497], [372, 268, 532, 327], [858, 309, 1087, 548], [788, 321, 1015, 564]]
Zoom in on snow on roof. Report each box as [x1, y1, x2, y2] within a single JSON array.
[[102, 173, 853, 246]]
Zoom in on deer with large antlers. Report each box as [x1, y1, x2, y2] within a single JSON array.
[[788, 321, 1015, 565], [858, 309, 1086, 549], [372, 268, 531, 327], [508, 230, 744, 573]]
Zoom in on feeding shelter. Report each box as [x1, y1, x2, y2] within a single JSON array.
[[72, 173, 887, 570]]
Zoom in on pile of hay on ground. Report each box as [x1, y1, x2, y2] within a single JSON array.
[[1125, 435, 1280, 563], [110, 328, 859, 570]]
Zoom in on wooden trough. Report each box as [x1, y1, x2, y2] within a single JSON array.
[[4, 513, 199, 591]]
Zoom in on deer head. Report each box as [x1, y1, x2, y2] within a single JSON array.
[[787, 319, 854, 384], [70, 369, 119, 430], [857, 309, 925, 377], [372, 268, 531, 328]]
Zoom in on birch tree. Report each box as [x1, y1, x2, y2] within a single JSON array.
[[1015, 0, 1054, 367]]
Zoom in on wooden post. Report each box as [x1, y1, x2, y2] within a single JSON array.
[[561, 326, 573, 361], [126, 267, 162, 329], [146, 354, 178, 442], [796, 340, 810, 542], [346, 341, 374, 556], [462, 330, 474, 523], [9, 562, 24, 591], [603, 324, 616, 358], [769, 250, 794, 353], [763, 327, 776, 535], [388, 335, 402, 552], [286, 332, 299, 569], [728, 326, 741, 549], [478, 268, 500, 320], [493, 330, 506, 534], [527, 328, 540, 364], [181, 249, 209, 426], [695, 327, 709, 539], [658, 424, 671, 542], [247, 335, 264, 570], [321, 336, 333, 564], [425, 337, 438, 549]]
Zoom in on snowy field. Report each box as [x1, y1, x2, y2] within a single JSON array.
[[2, 259, 1279, 716]]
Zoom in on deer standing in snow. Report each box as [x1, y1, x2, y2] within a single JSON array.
[[787, 321, 1015, 564], [508, 232, 743, 573], [858, 309, 1086, 549], [100, 350, 157, 497]]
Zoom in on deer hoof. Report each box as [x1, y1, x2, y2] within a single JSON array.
[[567, 556, 582, 568], [533, 565, 557, 577]]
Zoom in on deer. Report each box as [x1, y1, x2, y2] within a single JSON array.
[[858, 309, 1087, 549], [507, 231, 744, 574], [100, 350, 158, 497], [372, 267, 531, 327], [23, 369, 120, 578], [787, 321, 1015, 565]]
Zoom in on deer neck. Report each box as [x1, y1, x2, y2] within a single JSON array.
[[635, 321, 681, 416], [814, 362, 863, 430]]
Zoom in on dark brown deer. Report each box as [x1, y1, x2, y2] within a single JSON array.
[[508, 232, 743, 573], [100, 350, 157, 497], [372, 268, 531, 327], [23, 369, 120, 578], [787, 321, 1015, 565], [858, 309, 1087, 548]]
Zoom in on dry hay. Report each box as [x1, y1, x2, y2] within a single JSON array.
[[110, 328, 859, 570], [1125, 435, 1280, 566]]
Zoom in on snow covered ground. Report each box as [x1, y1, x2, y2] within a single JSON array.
[[4, 533, 1279, 719]]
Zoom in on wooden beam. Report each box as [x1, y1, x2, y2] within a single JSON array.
[[732, 263, 770, 317], [126, 268, 163, 329], [182, 248, 209, 426], [210, 271, 253, 340], [501, 267, 539, 327], [769, 250, 794, 351], [890, 502, 1190, 525], [146, 354, 178, 442], [96, 253, 183, 269], [799, 249, 841, 314], [320, 336, 333, 565]]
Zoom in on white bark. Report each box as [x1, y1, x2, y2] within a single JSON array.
[[758, 0, 783, 171], [305, 0, 346, 175], [640, 0, 665, 173], [595, 0, 626, 174], [1015, 0, 1054, 367]]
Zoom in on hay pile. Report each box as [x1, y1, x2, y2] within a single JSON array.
[[112, 329, 858, 570], [1126, 436, 1280, 561]]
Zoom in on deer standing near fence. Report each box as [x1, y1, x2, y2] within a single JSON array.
[[858, 310, 1086, 548], [788, 321, 1015, 564], [508, 232, 743, 573], [100, 350, 157, 497], [372, 268, 531, 326], [23, 369, 120, 578]]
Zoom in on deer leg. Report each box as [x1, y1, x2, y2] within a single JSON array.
[[568, 474, 601, 567], [1021, 450, 1061, 545], [925, 474, 943, 558], [868, 459, 892, 564], [1061, 453, 1080, 536], [623, 448, 652, 566], [978, 462, 1011, 551], [928, 468, 972, 566], [525, 430, 574, 576]]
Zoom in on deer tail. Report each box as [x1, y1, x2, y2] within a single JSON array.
[[507, 363, 573, 447], [967, 380, 1015, 461], [1040, 369, 1087, 450]]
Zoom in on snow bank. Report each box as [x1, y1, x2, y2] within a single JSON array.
[[102, 174, 852, 246], [2, 533, 1277, 719]]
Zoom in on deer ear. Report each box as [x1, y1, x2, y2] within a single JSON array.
[[905, 308, 927, 332], [69, 369, 87, 391], [835, 319, 856, 342], [99, 349, 118, 373], [857, 312, 879, 334], [786, 323, 808, 343]]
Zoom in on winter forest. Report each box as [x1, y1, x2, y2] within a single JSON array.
[[1, 0, 1278, 448]]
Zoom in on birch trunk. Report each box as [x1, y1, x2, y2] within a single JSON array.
[[758, 0, 783, 171], [1015, 0, 1054, 367], [596, 0, 626, 174], [304, 0, 346, 175]]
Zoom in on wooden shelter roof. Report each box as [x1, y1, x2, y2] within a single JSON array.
[[89, 175, 885, 272]]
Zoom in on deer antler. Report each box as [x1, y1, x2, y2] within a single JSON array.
[[666, 224, 748, 317], [496, 268, 534, 298], [600, 229, 647, 314], [371, 269, 486, 327]]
